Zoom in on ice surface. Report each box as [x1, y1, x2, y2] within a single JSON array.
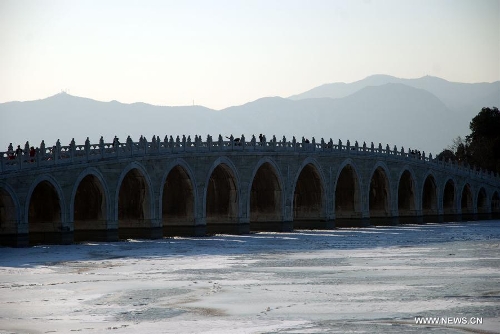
[[1, 221, 500, 333]]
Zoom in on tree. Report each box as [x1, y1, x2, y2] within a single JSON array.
[[439, 107, 500, 174], [466, 107, 500, 173]]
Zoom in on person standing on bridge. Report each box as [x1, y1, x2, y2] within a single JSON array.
[[29, 147, 36, 162], [15, 145, 23, 157], [7, 144, 14, 160], [113, 136, 120, 149]]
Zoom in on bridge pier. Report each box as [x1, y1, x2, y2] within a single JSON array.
[[29, 230, 73, 245], [398, 215, 424, 224], [250, 220, 293, 232], [117, 219, 163, 240], [73, 220, 119, 242], [206, 222, 250, 235], [460, 213, 478, 222], [0, 233, 29, 248], [74, 229, 119, 242], [334, 218, 370, 227], [422, 215, 444, 224], [369, 216, 399, 226], [163, 224, 206, 237], [293, 219, 335, 230]]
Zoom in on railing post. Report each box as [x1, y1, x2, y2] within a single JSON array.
[[85, 137, 90, 161], [56, 139, 61, 163], [24, 141, 30, 164], [241, 134, 246, 149], [126, 136, 133, 156], [218, 134, 223, 151], [163, 135, 169, 151], [70, 138, 76, 162], [40, 140, 45, 161], [35, 147, 40, 167], [17, 151, 22, 170], [99, 136, 104, 158]]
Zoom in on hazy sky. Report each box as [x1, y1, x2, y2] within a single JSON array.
[[1, 0, 499, 109]]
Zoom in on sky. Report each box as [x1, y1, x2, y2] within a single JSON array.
[[0, 0, 499, 110]]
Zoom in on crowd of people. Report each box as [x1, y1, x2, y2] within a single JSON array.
[[6, 144, 36, 162], [4, 134, 320, 162], [410, 149, 422, 158]]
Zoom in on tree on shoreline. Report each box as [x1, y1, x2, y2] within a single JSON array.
[[437, 107, 500, 174]]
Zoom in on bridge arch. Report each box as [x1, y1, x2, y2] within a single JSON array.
[[442, 178, 457, 215], [334, 159, 362, 219], [368, 162, 392, 218], [25, 174, 67, 245], [421, 172, 438, 216], [70, 167, 110, 241], [204, 157, 241, 233], [115, 162, 154, 239], [292, 157, 327, 226], [460, 183, 474, 215], [160, 159, 197, 236], [0, 182, 21, 238], [476, 187, 488, 214], [248, 157, 284, 231], [397, 167, 417, 217]]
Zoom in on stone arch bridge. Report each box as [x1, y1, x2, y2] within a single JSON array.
[[1, 134, 499, 247]]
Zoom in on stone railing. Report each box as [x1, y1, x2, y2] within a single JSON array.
[[1, 134, 499, 183]]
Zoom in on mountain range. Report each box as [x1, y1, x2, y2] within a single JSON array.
[[1, 75, 498, 155]]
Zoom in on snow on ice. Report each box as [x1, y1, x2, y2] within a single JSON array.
[[1, 221, 500, 333]]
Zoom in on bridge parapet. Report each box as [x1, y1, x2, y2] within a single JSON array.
[[1, 135, 499, 184]]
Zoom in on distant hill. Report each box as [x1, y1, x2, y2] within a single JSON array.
[[0, 92, 232, 151], [222, 83, 454, 154], [1, 75, 498, 155], [289, 74, 500, 112]]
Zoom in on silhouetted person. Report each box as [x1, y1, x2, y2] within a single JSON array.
[[259, 134, 264, 143], [7, 144, 14, 160], [15, 145, 23, 157], [304, 138, 310, 144], [226, 136, 241, 146], [29, 146, 36, 162]]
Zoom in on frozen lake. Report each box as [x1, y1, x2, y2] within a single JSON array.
[[1, 221, 500, 333]]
